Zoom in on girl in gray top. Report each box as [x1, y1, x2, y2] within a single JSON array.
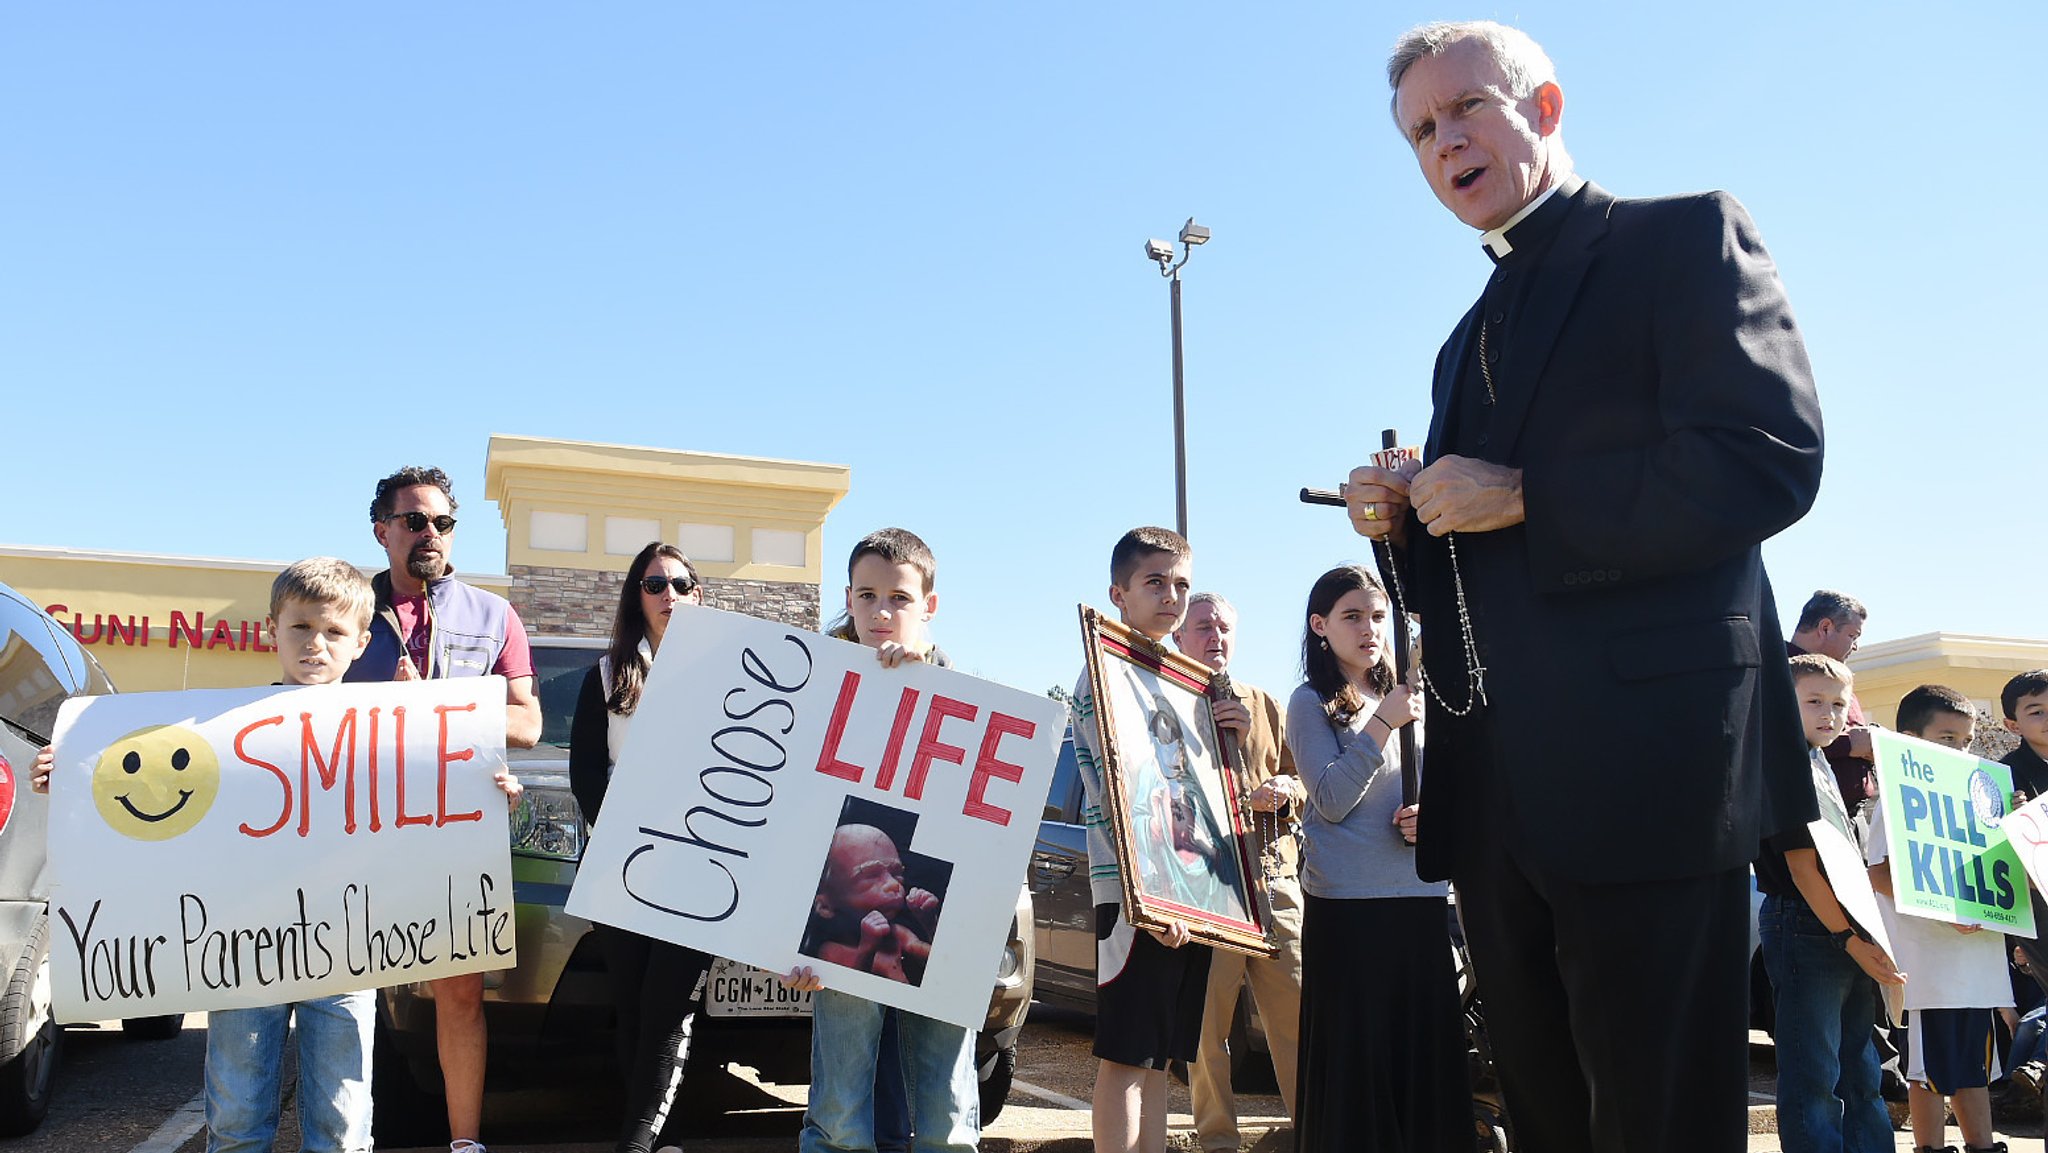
[[1286, 564, 1468, 1153]]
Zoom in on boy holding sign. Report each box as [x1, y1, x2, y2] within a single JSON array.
[[34, 558, 524, 1153], [197, 560, 382, 1153], [1869, 685, 2017, 1153], [784, 528, 981, 1153], [1756, 654, 1902, 1153], [1071, 527, 1232, 1153]]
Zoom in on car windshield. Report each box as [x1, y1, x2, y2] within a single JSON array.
[[1046, 733, 1077, 821], [532, 642, 602, 748], [0, 585, 112, 740]]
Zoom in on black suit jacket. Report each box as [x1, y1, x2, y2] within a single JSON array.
[[1408, 180, 1824, 885]]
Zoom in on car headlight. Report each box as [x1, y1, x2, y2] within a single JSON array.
[[995, 915, 1022, 981], [510, 773, 584, 862]]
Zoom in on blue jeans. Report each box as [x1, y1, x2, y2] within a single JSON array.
[[205, 992, 374, 1153], [1759, 894, 1890, 1153], [2011, 1004, 2046, 1069], [875, 1009, 911, 1152], [799, 988, 978, 1153]]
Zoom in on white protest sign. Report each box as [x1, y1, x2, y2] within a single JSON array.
[[568, 605, 1064, 1030], [1810, 819, 1895, 964], [1810, 817, 1904, 1022], [48, 678, 514, 1022], [2001, 792, 2048, 905]]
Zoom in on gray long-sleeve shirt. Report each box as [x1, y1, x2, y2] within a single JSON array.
[[1284, 682, 1448, 901]]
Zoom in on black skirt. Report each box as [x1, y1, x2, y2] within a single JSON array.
[[1294, 894, 1471, 1153]]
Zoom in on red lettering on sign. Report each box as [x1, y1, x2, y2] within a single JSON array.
[[905, 696, 977, 801], [299, 708, 360, 836], [964, 712, 1035, 827], [207, 619, 236, 650], [393, 706, 432, 829], [366, 707, 385, 832], [874, 687, 921, 793], [105, 615, 139, 646], [170, 611, 203, 649], [235, 715, 290, 837], [814, 671, 866, 782], [434, 702, 483, 826]]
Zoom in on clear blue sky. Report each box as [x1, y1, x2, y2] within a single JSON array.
[[6, 3, 2043, 700]]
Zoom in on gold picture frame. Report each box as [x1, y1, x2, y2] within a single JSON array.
[[1078, 605, 1274, 957]]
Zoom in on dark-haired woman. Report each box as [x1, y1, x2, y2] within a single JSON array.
[[569, 542, 714, 1153], [1287, 564, 1467, 1152]]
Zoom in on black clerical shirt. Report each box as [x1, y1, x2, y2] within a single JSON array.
[[1445, 175, 1583, 461]]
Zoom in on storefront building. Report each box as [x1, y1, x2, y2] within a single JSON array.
[[1849, 633, 2048, 739], [0, 436, 849, 694]]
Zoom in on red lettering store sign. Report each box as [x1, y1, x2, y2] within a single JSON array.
[[45, 605, 274, 654]]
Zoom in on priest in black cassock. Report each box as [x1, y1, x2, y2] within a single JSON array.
[[1343, 20, 1824, 1153]]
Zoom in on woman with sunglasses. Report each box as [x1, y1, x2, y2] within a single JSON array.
[[569, 542, 711, 1153]]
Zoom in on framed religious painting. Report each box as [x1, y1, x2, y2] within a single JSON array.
[[1077, 605, 1274, 957]]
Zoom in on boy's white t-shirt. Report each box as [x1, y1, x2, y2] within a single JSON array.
[[1865, 794, 2013, 1011]]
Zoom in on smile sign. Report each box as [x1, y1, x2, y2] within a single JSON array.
[[46, 678, 515, 1021]]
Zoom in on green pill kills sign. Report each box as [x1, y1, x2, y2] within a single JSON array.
[[1873, 730, 2034, 934]]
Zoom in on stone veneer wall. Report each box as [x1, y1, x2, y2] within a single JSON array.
[[510, 563, 820, 636]]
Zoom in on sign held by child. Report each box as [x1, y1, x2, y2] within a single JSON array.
[[46, 677, 516, 1022], [1996, 794, 2048, 901], [1872, 729, 2035, 933], [567, 603, 1065, 1030]]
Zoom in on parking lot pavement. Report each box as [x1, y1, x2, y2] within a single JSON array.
[[82, 1010, 2048, 1153], [1742, 1033, 2046, 1153], [370, 1003, 1285, 1153]]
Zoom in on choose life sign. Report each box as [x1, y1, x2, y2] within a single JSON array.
[[568, 604, 1065, 1030], [46, 678, 516, 1022], [1872, 730, 2034, 934]]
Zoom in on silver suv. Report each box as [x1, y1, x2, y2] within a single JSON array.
[[0, 581, 183, 1137], [373, 636, 1035, 1142]]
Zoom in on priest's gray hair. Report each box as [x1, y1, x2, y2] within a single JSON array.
[[1185, 591, 1236, 620], [1386, 21, 1558, 124]]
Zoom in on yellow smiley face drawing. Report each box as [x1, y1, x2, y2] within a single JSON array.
[[91, 725, 221, 841]]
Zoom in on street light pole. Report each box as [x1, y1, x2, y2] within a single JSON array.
[[1145, 217, 1209, 540], [1169, 271, 1187, 539]]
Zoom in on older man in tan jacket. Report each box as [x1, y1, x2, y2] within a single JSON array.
[[1174, 592, 1304, 1149]]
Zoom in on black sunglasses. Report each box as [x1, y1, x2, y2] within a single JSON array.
[[639, 575, 698, 596], [381, 511, 457, 534]]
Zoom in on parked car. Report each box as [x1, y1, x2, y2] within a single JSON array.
[[1029, 730, 1277, 1087], [374, 635, 1035, 1141], [0, 581, 184, 1136]]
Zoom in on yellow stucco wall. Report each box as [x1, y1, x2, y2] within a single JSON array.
[[1849, 633, 2048, 727], [484, 435, 850, 582]]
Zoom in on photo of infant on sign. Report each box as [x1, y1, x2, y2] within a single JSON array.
[[800, 796, 953, 986]]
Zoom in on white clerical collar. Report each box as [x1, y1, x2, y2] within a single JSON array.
[[1481, 181, 1565, 259]]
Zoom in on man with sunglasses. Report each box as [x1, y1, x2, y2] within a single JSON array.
[[346, 464, 542, 1153]]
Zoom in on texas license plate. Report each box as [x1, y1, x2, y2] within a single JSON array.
[[704, 958, 814, 1018]]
